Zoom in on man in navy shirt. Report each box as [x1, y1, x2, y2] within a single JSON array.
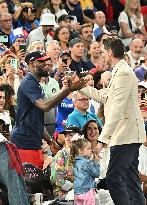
[[11, 51, 86, 169]]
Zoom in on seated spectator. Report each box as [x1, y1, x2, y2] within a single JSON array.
[[0, 0, 8, 14], [53, 26, 70, 52], [27, 40, 45, 53], [69, 38, 92, 75], [118, 0, 147, 48], [57, 14, 79, 39], [96, 32, 110, 46], [135, 47, 147, 81], [93, 11, 109, 41], [79, 23, 93, 61], [87, 41, 105, 70], [81, 72, 100, 115], [0, 85, 12, 133], [50, 126, 81, 197], [45, 40, 61, 66], [10, 34, 26, 60], [93, 0, 124, 26], [0, 13, 13, 48], [127, 39, 144, 69], [42, 0, 67, 20], [66, 91, 103, 129], [13, 4, 39, 34], [0, 84, 16, 127], [0, 52, 23, 95], [54, 51, 72, 88], [27, 13, 57, 45]]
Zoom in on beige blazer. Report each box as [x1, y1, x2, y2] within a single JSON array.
[[81, 59, 146, 146]]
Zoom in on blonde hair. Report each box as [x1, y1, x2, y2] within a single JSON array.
[[27, 40, 44, 54], [124, 0, 141, 19]]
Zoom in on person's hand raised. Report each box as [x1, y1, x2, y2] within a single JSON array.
[[62, 74, 86, 91]]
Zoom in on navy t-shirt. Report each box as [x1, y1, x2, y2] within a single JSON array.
[[64, 5, 84, 25], [11, 73, 44, 150], [70, 59, 92, 75]]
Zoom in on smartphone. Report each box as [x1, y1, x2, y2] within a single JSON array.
[[19, 44, 26, 52], [65, 71, 74, 77], [62, 59, 68, 65], [0, 35, 8, 43], [10, 59, 18, 71]]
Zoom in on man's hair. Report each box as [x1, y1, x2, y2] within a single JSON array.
[[0, 85, 5, 93], [103, 37, 125, 58], [79, 23, 93, 34]]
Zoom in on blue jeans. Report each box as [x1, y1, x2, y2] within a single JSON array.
[[0, 143, 29, 205], [106, 143, 145, 205]]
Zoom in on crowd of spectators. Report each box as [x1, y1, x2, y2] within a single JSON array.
[[0, 0, 147, 204]]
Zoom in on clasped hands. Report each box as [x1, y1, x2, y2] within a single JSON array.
[[62, 74, 87, 91]]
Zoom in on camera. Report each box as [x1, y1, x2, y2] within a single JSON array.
[[134, 29, 143, 35]]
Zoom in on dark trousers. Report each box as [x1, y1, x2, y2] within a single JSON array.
[[106, 143, 145, 205]]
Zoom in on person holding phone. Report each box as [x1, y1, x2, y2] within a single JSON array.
[[54, 51, 72, 82], [0, 53, 23, 95], [10, 35, 26, 61]]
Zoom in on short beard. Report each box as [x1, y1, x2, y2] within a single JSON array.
[[68, 1, 77, 7], [36, 67, 49, 78]]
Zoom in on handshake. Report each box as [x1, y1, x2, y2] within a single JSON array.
[[62, 74, 87, 92]]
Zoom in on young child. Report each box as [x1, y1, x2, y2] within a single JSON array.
[[70, 134, 100, 205]]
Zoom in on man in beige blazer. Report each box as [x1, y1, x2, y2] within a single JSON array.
[[80, 38, 146, 205]]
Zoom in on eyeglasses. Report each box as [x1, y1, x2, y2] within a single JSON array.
[[1, 19, 12, 23], [77, 98, 89, 101]]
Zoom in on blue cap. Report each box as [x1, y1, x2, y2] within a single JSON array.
[[11, 35, 25, 44]]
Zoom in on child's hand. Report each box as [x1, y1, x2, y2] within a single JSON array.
[[93, 153, 101, 161]]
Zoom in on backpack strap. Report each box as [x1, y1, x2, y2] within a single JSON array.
[[127, 15, 132, 31]]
